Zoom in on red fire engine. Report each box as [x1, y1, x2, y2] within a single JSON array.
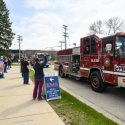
[[56, 32, 125, 92]]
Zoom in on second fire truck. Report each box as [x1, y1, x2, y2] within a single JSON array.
[[56, 32, 125, 92]]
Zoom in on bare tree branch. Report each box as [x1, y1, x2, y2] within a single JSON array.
[[89, 20, 103, 34], [105, 17, 124, 34]]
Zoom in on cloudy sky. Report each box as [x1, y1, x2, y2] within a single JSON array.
[[4, 0, 125, 50]]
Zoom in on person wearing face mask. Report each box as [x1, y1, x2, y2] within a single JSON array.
[[33, 54, 48, 100]]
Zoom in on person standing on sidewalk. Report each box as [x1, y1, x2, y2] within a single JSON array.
[[33, 54, 47, 100], [7, 58, 12, 70], [4, 57, 8, 73], [0, 56, 4, 78], [22, 57, 29, 84]]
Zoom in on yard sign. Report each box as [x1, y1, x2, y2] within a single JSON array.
[[44, 75, 61, 101]]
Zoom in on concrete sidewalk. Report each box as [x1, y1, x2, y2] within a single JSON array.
[[0, 66, 65, 125]]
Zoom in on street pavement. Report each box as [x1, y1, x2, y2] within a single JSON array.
[[0, 66, 65, 125]]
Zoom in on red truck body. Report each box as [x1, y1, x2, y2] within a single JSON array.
[[56, 32, 125, 92]]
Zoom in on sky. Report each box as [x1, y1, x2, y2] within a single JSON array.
[[4, 0, 125, 50]]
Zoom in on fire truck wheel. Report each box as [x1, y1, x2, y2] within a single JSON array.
[[89, 71, 106, 92], [59, 66, 65, 78]]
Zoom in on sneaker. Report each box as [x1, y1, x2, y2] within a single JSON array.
[[42, 95, 46, 100], [24, 83, 30, 85]]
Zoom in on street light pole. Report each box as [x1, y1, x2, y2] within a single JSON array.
[[17, 35, 23, 64], [59, 41, 64, 50]]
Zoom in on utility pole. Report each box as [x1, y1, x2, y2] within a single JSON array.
[[59, 41, 64, 50], [63, 25, 68, 49], [17, 35, 23, 64]]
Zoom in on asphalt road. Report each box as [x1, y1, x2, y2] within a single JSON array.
[[45, 65, 125, 125]]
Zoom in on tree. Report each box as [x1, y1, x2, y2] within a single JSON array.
[[105, 17, 124, 35], [96, 20, 103, 34], [89, 17, 124, 35], [89, 22, 97, 34], [0, 0, 14, 51], [89, 20, 103, 34]]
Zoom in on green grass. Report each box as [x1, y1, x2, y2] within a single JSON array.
[[12, 63, 19, 66], [29, 69, 34, 83], [48, 90, 118, 125], [29, 70, 118, 125]]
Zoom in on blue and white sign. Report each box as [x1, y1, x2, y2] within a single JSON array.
[[44, 76, 61, 101]]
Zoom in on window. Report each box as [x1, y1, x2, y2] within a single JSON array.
[[102, 37, 113, 56], [91, 37, 96, 54], [115, 36, 125, 58], [83, 38, 90, 54]]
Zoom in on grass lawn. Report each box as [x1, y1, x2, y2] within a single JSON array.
[[29, 69, 118, 125], [12, 63, 19, 66], [29, 69, 34, 82]]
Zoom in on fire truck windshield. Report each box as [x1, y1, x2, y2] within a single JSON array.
[[115, 36, 125, 58]]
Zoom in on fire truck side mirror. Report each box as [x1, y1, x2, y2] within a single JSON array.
[[106, 44, 112, 52]]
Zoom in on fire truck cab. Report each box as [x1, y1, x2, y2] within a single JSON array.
[[57, 32, 125, 92]]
